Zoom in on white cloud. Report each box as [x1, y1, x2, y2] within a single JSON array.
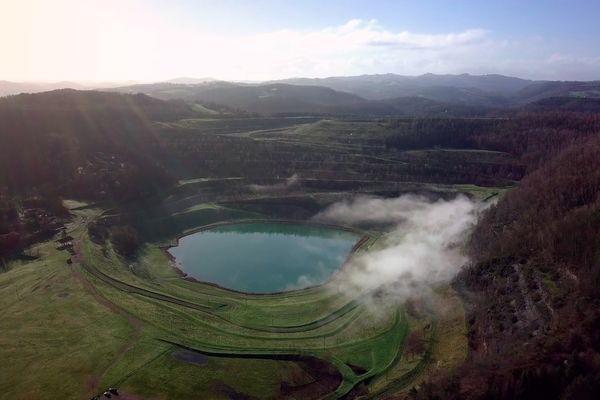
[[206, 20, 491, 79], [0, 2, 598, 82]]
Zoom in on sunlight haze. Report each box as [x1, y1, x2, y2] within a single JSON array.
[[2, 0, 600, 82]]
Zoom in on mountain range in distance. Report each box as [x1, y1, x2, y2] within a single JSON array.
[[0, 77, 218, 97], [2, 73, 600, 116]]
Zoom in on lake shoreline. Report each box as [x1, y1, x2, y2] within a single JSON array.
[[161, 219, 369, 296]]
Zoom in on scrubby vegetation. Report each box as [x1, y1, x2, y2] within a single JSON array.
[[109, 225, 141, 258], [457, 134, 600, 399], [404, 120, 600, 399]]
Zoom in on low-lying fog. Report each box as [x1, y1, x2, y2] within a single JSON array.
[[314, 194, 483, 304]]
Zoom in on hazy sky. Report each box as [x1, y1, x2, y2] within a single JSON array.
[[2, 0, 599, 82]]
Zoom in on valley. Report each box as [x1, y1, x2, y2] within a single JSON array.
[[1, 85, 599, 400], [3, 1, 600, 398]]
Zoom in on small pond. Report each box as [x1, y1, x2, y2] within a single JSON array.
[[168, 222, 360, 293]]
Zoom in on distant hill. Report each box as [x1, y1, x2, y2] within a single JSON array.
[[8, 74, 600, 114], [108, 73, 600, 116], [184, 83, 366, 114], [0, 80, 138, 97], [112, 81, 493, 116], [513, 80, 600, 103], [165, 77, 216, 84], [113, 82, 367, 114], [0, 80, 87, 97], [274, 73, 534, 102], [329, 96, 492, 117]]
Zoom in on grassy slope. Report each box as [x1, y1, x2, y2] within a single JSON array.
[[67, 195, 410, 397], [0, 240, 132, 399], [77, 201, 465, 399], [0, 155, 477, 400]]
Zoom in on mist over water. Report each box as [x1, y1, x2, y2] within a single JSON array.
[[314, 194, 481, 304]]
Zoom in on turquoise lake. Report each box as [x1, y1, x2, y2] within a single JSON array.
[[167, 222, 360, 293]]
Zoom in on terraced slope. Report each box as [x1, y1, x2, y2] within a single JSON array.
[[0, 195, 469, 400]]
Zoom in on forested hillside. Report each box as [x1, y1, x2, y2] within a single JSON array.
[[275, 73, 534, 101], [465, 135, 600, 399], [0, 90, 195, 199], [384, 114, 600, 168], [0, 90, 199, 259], [408, 122, 600, 399]]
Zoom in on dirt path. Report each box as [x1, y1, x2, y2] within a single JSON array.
[[70, 239, 143, 399]]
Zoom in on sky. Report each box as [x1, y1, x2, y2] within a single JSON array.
[[1, 0, 600, 82]]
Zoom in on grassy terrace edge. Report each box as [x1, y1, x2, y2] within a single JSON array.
[[0, 194, 469, 399], [76, 203, 466, 399]]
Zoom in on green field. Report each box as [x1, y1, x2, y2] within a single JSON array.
[[0, 194, 469, 400]]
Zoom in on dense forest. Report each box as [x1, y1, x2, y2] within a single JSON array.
[[3, 91, 599, 205], [459, 134, 600, 399], [384, 114, 600, 168], [0, 90, 195, 199], [407, 127, 600, 399], [0, 90, 193, 259]]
